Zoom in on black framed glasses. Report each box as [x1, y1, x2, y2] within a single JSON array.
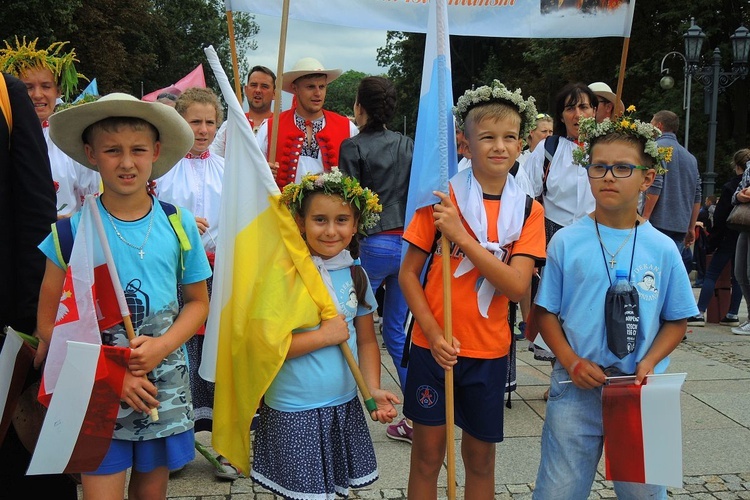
[[585, 163, 649, 179]]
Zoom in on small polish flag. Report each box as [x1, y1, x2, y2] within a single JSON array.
[[27, 341, 130, 475], [602, 372, 687, 487]]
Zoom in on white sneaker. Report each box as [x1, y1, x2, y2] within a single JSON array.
[[731, 321, 750, 335]]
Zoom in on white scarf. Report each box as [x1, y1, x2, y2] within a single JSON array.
[[449, 168, 526, 318], [311, 250, 355, 314]]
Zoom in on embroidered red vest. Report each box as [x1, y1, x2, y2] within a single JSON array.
[[265, 109, 352, 188]]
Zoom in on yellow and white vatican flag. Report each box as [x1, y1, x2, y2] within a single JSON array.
[[200, 46, 338, 476]]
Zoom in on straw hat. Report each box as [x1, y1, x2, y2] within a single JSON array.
[[588, 82, 625, 115], [49, 93, 194, 179], [281, 57, 342, 94]]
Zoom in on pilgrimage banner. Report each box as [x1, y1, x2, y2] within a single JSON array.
[[225, 0, 635, 38]]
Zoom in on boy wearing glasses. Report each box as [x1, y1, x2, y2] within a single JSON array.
[[531, 110, 697, 499]]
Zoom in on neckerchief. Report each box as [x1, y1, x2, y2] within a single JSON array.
[[311, 250, 357, 314], [449, 168, 526, 318]]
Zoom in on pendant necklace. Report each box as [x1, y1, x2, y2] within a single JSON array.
[[104, 201, 155, 260], [594, 215, 636, 269]]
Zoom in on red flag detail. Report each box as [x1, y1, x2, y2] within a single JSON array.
[[602, 380, 646, 483], [93, 264, 121, 331], [56, 267, 80, 326], [142, 64, 206, 101]]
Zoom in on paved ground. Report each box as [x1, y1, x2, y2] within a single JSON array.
[[95, 289, 750, 499]]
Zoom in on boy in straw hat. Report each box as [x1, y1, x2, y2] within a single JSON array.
[[0, 37, 100, 217], [35, 93, 211, 499], [256, 56, 359, 188]]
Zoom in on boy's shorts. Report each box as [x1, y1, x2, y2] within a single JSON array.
[[403, 345, 507, 443], [85, 429, 195, 475]]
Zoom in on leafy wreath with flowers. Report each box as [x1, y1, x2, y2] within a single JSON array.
[[572, 105, 672, 175], [0, 37, 86, 101], [453, 79, 538, 139], [280, 167, 383, 234]]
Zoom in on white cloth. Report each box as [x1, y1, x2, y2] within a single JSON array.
[[44, 127, 100, 217], [311, 250, 355, 314], [154, 153, 225, 253], [256, 116, 359, 183], [210, 117, 265, 158], [516, 137, 595, 227], [449, 168, 526, 318]]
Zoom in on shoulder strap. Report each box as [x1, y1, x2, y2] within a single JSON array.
[[0, 74, 12, 139], [541, 135, 561, 196], [158, 200, 192, 252], [51, 218, 75, 271]]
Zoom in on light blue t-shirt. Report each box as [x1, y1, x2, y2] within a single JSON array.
[[535, 216, 698, 375], [39, 196, 212, 440], [264, 266, 377, 412]]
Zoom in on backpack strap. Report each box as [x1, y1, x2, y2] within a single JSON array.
[[541, 135, 561, 197], [51, 218, 75, 271], [0, 74, 12, 137], [158, 200, 192, 276]]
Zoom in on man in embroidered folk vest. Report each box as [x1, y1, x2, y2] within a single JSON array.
[[256, 57, 359, 188]]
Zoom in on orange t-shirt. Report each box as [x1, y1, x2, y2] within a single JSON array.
[[403, 191, 546, 359]]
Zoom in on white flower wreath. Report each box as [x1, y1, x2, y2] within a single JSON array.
[[453, 79, 538, 139]]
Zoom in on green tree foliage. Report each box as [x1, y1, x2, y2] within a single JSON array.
[[325, 69, 367, 118], [376, 1, 750, 191], [1, 0, 258, 99]]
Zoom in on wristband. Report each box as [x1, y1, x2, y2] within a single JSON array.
[[570, 359, 582, 376]]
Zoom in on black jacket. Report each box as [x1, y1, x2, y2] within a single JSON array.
[[707, 174, 742, 254], [0, 73, 56, 333], [339, 129, 414, 235]]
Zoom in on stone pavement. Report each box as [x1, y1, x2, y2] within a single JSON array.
[[103, 291, 750, 499]]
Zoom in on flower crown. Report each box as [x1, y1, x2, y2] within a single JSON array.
[[280, 167, 383, 234], [572, 105, 672, 175], [453, 79, 538, 139], [0, 37, 86, 101]]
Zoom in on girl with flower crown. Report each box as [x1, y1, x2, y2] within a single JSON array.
[[0, 37, 100, 218], [251, 168, 399, 499]]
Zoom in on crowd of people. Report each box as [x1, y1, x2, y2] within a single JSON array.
[[1, 35, 748, 500]]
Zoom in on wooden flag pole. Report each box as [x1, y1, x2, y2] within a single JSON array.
[[269, 0, 291, 162], [226, 10, 243, 103], [87, 197, 159, 422], [441, 236, 457, 500], [615, 37, 631, 112], [338, 342, 378, 420]]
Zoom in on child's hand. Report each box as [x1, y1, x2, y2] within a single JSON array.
[[269, 161, 279, 179], [634, 359, 655, 385], [32, 333, 48, 370], [195, 216, 210, 235], [369, 388, 400, 424], [121, 371, 159, 414], [320, 314, 350, 347], [427, 333, 461, 371], [128, 335, 168, 377], [432, 191, 469, 245], [567, 357, 606, 389]]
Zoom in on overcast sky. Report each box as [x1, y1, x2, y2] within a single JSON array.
[[246, 13, 389, 87]]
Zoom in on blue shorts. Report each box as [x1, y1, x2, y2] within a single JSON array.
[[85, 429, 195, 475], [403, 345, 507, 443]]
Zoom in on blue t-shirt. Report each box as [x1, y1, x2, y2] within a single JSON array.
[[39, 196, 212, 440], [264, 266, 377, 412], [535, 216, 698, 375]]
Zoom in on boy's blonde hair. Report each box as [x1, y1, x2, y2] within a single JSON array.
[[464, 102, 522, 137], [175, 87, 224, 124]]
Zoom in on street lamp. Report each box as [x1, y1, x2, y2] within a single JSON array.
[[659, 52, 691, 149], [683, 18, 750, 197]]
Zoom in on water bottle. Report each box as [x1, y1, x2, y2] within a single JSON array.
[[611, 269, 631, 293], [605, 269, 640, 359]]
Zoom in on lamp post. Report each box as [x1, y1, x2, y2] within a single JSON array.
[[682, 18, 750, 197], [659, 52, 691, 149]]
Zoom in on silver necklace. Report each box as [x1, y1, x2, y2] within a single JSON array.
[[594, 216, 636, 268], [104, 202, 155, 260]]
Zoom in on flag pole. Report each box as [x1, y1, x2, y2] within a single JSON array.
[[87, 197, 159, 422], [226, 10, 243, 103], [614, 37, 630, 113], [338, 342, 378, 419], [442, 238, 457, 499], [268, 0, 291, 163]]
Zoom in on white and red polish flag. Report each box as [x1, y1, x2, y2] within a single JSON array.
[[602, 373, 687, 487], [38, 196, 121, 406], [27, 341, 130, 475]]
